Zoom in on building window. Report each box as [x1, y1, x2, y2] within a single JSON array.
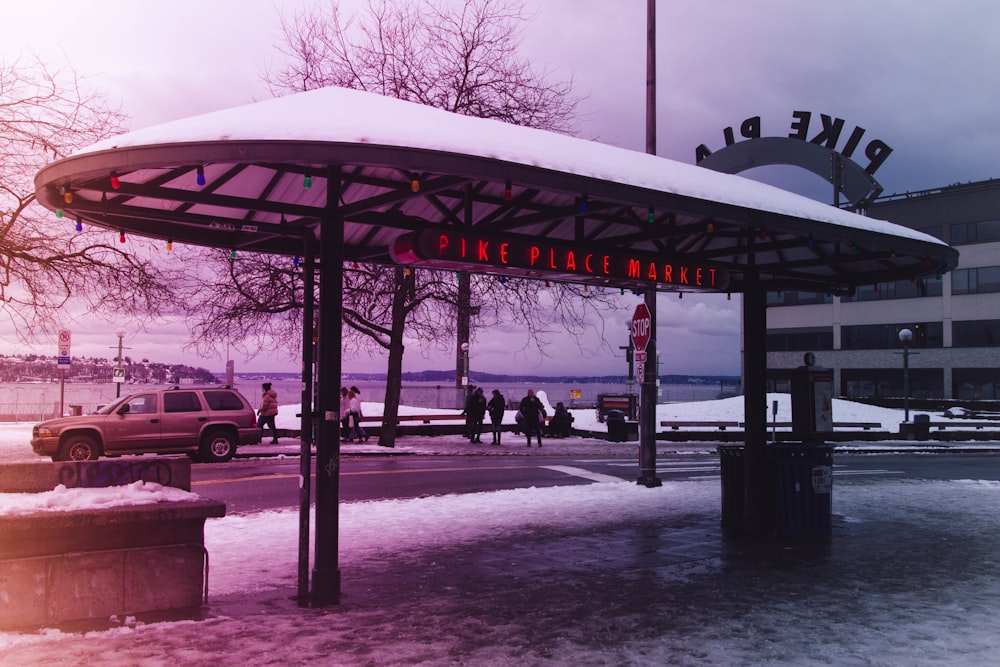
[[843, 277, 942, 301], [766, 328, 833, 352], [952, 319, 1000, 347], [953, 368, 1000, 400], [841, 322, 942, 350], [842, 368, 943, 399], [950, 219, 1000, 245], [952, 266, 1000, 295], [766, 291, 832, 307]]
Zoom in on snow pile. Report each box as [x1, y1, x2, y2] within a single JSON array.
[[0, 480, 199, 516]]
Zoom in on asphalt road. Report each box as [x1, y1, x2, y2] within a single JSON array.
[[190, 450, 1000, 515]]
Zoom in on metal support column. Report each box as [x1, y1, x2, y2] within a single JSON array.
[[742, 272, 771, 536], [637, 289, 662, 487], [311, 167, 343, 606], [296, 247, 315, 605]]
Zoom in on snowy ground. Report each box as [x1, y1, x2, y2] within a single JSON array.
[[2, 396, 1000, 665]]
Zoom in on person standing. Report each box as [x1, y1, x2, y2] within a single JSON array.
[[257, 382, 279, 444], [468, 387, 488, 443], [349, 386, 368, 443], [487, 389, 506, 445], [518, 388, 546, 448], [462, 385, 476, 440]]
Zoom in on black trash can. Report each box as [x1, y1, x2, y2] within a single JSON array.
[[769, 443, 834, 538], [717, 445, 745, 534], [606, 409, 627, 442]]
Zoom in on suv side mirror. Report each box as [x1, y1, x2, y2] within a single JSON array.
[[118, 404, 131, 415]]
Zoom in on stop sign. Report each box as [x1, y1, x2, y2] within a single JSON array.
[[630, 303, 651, 352]]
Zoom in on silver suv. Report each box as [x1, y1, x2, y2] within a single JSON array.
[[31, 386, 261, 463]]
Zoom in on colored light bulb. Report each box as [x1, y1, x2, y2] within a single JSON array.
[[411, 179, 420, 192], [110, 173, 121, 189], [196, 166, 206, 187], [167, 240, 173, 251], [119, 231, 126, 243], [75, 218, 82, 233], [63, 191, 73, 204], [55, 209, 64, 219], [303, 174, 312, 189], [293, 256, 300, 266]]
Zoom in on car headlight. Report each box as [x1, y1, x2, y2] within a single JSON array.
[[34, 427, 56, 438]]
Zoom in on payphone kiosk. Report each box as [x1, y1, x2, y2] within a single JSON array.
[[790, 352, 833, 443]]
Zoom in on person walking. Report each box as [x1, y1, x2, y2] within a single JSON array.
[[468, 387, 488, 443], [487, 389, 505, 445], [257, 382, 280, 444], [339, 387, 353, 442], [349, 386, 368, 443], [518, 388, 546, 448]]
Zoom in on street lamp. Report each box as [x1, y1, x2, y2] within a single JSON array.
[[899, 328, 913, 422]]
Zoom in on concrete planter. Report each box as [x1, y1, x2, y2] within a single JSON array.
[[0, 458, 225, 630]]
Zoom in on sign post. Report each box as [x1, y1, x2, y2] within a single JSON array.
[[57, 330, 71, 416], [632, 300, 662, 487]]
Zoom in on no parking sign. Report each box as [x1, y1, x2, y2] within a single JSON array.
[[57, 329, 71, 365]]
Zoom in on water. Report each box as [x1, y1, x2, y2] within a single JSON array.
[[0, 378, 730, 421]]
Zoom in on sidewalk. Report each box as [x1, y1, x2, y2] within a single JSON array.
[[3, 435, 1000, 665]]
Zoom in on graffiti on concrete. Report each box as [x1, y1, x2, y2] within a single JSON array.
[[57, 460, 176, 489]]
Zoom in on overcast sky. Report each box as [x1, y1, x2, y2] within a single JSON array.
[[3, 0, 997, 377]]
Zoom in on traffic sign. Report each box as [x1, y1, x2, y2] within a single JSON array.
[[634, 351, 648, 363], [636, 361, 645, 384], [630, 303, 651, 352], [57, 329, 71, 366], [113, 367, 125, 383]]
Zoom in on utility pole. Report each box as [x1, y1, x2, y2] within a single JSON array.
[[638, 0, 662, 487]]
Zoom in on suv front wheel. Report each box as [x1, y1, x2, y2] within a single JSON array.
[[199, 429, 237, 463], [58, 435, 100, 462]]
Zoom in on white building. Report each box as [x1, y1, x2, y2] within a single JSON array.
[[767, 178, 1000, 401]]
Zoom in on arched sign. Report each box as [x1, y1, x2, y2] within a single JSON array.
[[696, 111, 889, 208]]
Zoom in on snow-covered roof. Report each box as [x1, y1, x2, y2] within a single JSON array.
[[35, 85, 957, 294]]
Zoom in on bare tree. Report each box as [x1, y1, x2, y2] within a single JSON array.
[[0, 55, 177, 340], [186, 0, 623, 445]]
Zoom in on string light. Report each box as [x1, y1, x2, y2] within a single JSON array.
[[303, 173, 312, 189], [293, 256, 300, 266], [647, 207, 655, 224], [727, 293, 732, 301], [230, 249, 237, 259], [758, 230, 767, 241], [404, 267, 412, 276], [63, 190, 73, 204], [583, 284, 589, 293], [119, 231, 126, 244], [75, 217, 82, 233], [499, 276, 507, 285], [110, 172, 121, 190], [166, 240, 173, 251], [580, 198, 588, 214], [55, 209, 64, 219], [411, 178, 420, 193], [504, 181, 512, 201], [850, 243, 858, 255], [807, 237, 815, 249], [890, 250, 897, 260], [706, 222, 714, 234], [196, 166, 206, 187]]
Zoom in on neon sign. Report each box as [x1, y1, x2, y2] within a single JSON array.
[[391, 229, 729, 291]]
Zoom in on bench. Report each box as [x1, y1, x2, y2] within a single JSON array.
[[926, 421, 997, 430], [661, 421, 740, 431], [659, 420, 882, 431]]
